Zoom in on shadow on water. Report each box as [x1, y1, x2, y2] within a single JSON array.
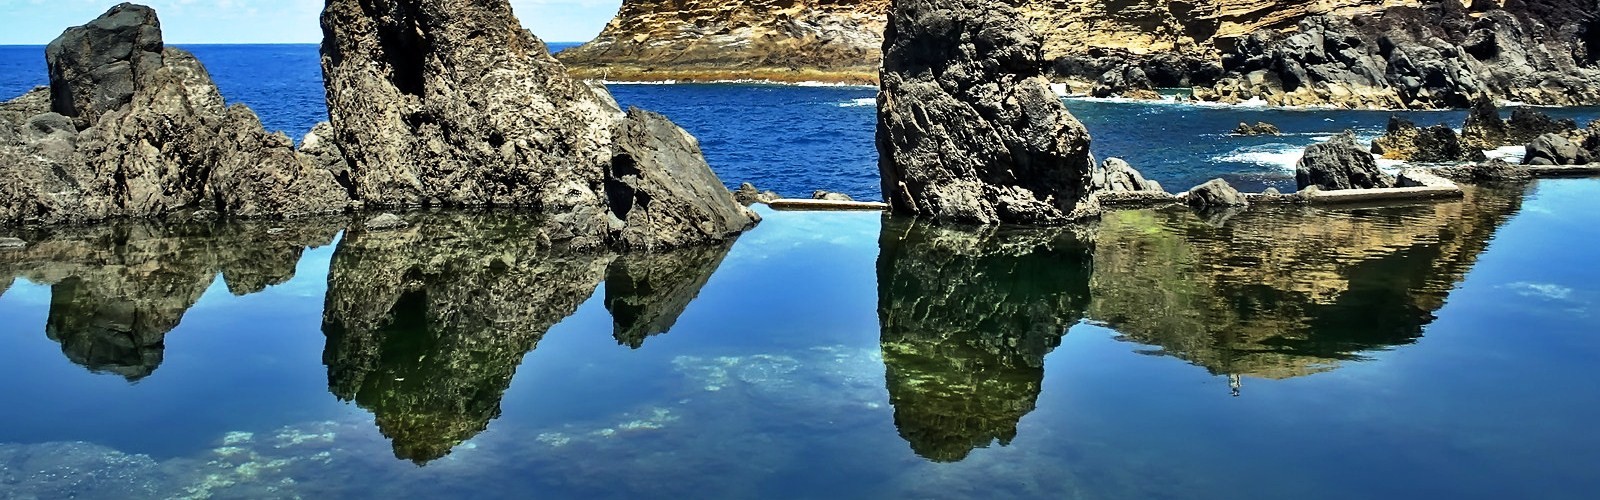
[[0, 183, 1529, 467], [318, 212, 736, 464], [0, 219, 342, 381]]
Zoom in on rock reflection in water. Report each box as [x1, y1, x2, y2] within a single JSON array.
[[0, 220, 340, 380], [876, 218, 1094, 462], [321, 213, 735, 464], [1090, 185, 1526, 388]]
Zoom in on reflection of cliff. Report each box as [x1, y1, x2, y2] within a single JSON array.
[[322, 213, 735, 463], [1090, 185, 1525, 384], [876, 219, 1094, 462], [0, 221, 339, 381]]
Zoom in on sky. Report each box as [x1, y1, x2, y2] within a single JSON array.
[[0, 0, 623, 44]]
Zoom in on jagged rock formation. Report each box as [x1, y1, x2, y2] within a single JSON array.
[[0, 4, 350, 225], [1196, 2, 1600, 108], [1089, 183, 1524, 384], [877, 0, 1099, 224], [1233, 122, 1282, 136], [0, 219, 340, 380], [322, 213, 735, 463], [1371, 116, 1485, 162], [1297, 132, 1396, 190], [877, 218, 1092, 462], [319, 0, 757, 251], [559, 0, 889, 84]]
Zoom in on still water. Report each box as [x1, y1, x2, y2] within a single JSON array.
[[2, 179, 1597, 498]]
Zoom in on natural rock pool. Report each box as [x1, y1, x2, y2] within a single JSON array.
[[2, 179, 1597, 498]]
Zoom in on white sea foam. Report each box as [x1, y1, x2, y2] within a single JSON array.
[[838, 97, 876, 108], [1217, 144, 1305, 173], [1485, 145, 1526, 162]]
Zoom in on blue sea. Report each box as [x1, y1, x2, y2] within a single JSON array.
[[4, 44, 1600, 499]]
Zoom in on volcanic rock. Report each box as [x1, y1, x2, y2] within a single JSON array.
[[320, 0, 757, 250], [1297, 132, 1396, 190], [1184, 179, 1249, 210], [733, 183, 780, 206], [813, 191, 855, 202], [1436, 158, 1533, 183], [1371, 117, 1484, 163], [1523, 133, 1590, 166], [2, 4, 350, 225], [877, 0, 1098, 225], [1232, 122, 1282, 136], [363, 213, 408, 231]]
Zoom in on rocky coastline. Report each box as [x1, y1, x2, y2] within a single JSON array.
[[564, 0, 1600, 109], [2, 2, 757, 252]]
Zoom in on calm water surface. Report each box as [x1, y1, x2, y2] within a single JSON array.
[[3, 44, 1600, 499], [2, 179, 1599, 498]]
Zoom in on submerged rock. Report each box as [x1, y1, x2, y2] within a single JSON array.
[[320, 0, 756, 251], [1296, 132, 1396, 190], [1523, 133, 1590, 166], [1232, 122, 1282, 136], [363, 213, 408, 231], [1, 4, 350, 225], [1437, 159, 1534, 183], [877, 0, 1098, 224], [1371, 117, 1484, 163]]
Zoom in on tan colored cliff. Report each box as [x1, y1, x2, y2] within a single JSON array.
[[561, 0, 1418, 84], [558, 0, 889, 84]]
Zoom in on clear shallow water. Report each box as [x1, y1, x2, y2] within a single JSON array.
[[2, 179, 1599, 498], [3, 43, 1600, 498], [7, 44, 1598, 200]]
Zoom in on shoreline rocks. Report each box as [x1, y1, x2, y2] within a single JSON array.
[[1297, 132, 1396, 191], [1371, 117, 1484, 163], [1232, 122, 1281, 136], [320, 0, 757, 250], [2, 4, 350, 226], [877, 0, 1099, 225]]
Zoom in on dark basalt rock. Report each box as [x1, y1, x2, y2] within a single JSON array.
[[1093, 158, 1164, 193], [320, 0, 756, 251], [1523, 133, 1590, 166], [877, 0, 1098, 224], [732, 183, 780, 206], [813, 191, 855, 202], [1232, 122, 1282, 136], [1437, 158, 1533, 183], [1371, 116, 1485, 163], [1185, 179, 1249, 210], [1196, 3, 1600, 109], [1297, 132, 1396, 190], [1506, 108, 1580, 145], [2, 4, 350, 225], [1091, 64, 1161, 99]]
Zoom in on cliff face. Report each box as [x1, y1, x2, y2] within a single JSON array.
[[564, 0, 1600, 107], [558, 0, 889, 83]]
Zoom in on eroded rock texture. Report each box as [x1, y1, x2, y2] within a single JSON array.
[[0, 4, 350, 225], [319, 0, 757, 251], [1297, 132, 1396, 190], [877, 0, 1098, 224], [559, 0, 889, 84], [877, 218, 1092, 462], [0, 219, 341, 380], [1371, 116, 1485, 162], [1196, 2, 1600, 108]]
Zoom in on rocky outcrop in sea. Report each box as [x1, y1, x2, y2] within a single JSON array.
[[321, 0, 758, 251], [877, 0, 1100, 224], [0, 4, 350, 225]]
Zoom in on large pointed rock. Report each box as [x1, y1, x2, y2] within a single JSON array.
[[2, 4, 350, 225], [877, 0, 1098, 225], [319, 0, 757, 250]]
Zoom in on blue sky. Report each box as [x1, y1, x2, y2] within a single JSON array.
[[0, 0, 623, 44]]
